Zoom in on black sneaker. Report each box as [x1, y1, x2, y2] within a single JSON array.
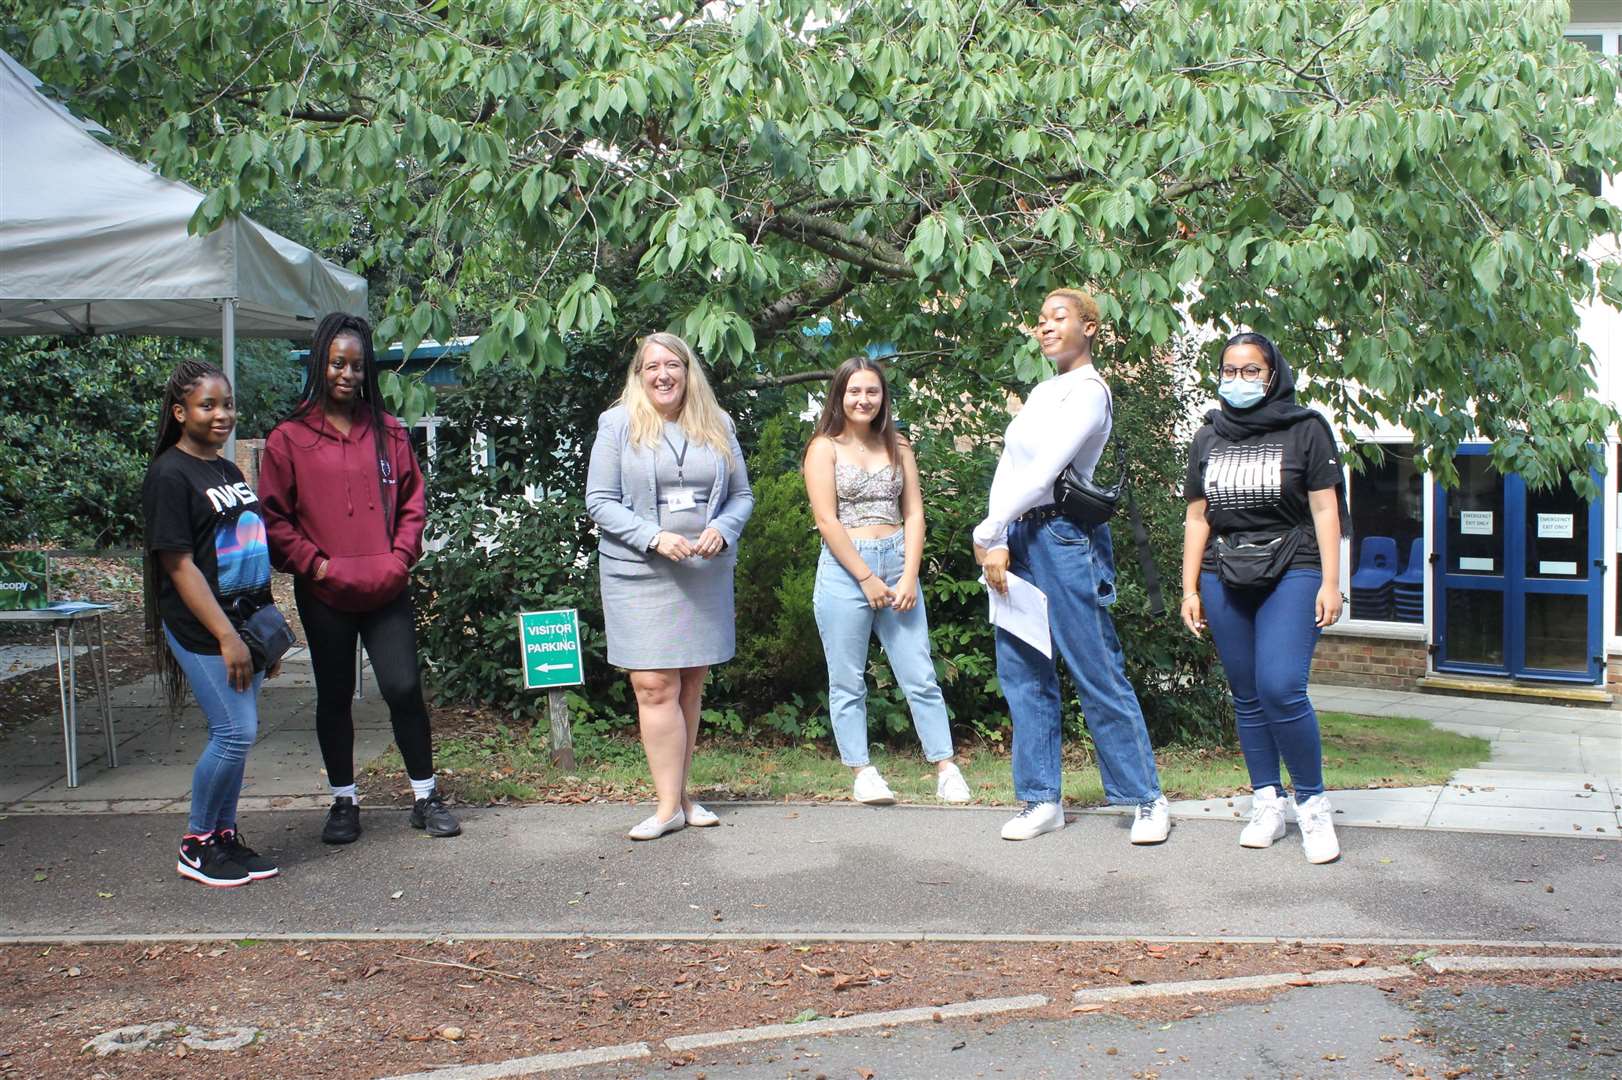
[[216, 828, 279, 879], [322, 796, 361, 845], [176, 835, 250, 888], [410, 791, 462, 837]]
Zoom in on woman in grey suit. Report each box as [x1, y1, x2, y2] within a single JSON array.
[[586, 333, 754, 840]]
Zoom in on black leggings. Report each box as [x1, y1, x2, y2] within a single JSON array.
[[294, 579, 434, 786]]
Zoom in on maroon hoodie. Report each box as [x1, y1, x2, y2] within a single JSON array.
[[258, 409, 426, 613]]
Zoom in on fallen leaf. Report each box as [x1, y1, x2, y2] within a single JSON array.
[[1346, 957, 1369, 968], [857, 1069, 875, 1080], [1286, 978, 1313, 987], [1073, 1003, 1106, 1013]]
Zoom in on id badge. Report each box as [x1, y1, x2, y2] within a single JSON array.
[[665, 488, 697, 512]]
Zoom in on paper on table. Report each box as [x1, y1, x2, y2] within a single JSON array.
[[981, 571, 1051, 658]]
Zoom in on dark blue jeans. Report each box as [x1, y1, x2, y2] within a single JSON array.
[[1199, 568, 1326, 800], [996, 516, 1162, 806]]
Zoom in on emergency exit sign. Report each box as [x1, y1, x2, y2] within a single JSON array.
[[518, 609, 584, 690]]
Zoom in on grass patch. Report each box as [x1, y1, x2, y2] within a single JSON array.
[[361, 711, 1488, 807]]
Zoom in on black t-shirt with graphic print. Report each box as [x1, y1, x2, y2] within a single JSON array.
[[1183, 417, 1342, 572], [142, 447, 273, 656]]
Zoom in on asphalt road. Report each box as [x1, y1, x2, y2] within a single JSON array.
[[570, 982, 1622, 1080], [1, 804, 1616, 943]]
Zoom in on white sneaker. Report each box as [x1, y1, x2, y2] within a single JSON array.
[[1294, 794, 1340, 864], [1129, 796, 1170, 845], [852, 767, 896, 805], [1001, 801, 1065, 841], [935, 763, 972, 804], [627, 808, 686, 841], [686, 803, 719, 827], [1239, 786, 1288, 849]]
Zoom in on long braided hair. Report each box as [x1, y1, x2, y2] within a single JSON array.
[[288, 312, 396, 531], [144, 359, 230, 708]]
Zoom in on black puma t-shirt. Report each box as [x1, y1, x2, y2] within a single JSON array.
[[142, 447, 273, 655], [1183, 417, 1343, 572]]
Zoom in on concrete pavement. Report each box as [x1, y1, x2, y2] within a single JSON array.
[[1131, 684, 1622, 839]]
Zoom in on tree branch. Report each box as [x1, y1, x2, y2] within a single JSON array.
[[751, 262, 857, 340]]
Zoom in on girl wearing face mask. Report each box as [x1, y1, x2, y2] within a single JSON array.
[[1180, 332, 1349, 864], [803, 356, 970, 806]]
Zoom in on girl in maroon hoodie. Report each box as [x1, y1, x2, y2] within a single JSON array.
[[259, 313, 461, 843]]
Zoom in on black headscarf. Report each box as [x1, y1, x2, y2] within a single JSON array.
[[1205, 332, 1349, 531]]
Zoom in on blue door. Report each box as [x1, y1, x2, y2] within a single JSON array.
[[1434, 446, 1605, 682]]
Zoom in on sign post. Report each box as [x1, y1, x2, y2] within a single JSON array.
[[518, 609, 584, 770]]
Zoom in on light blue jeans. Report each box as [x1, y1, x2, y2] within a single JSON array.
[[996, 515, 1162, 806], [165, 625, 263, 834], [813, 531, 954, 767]]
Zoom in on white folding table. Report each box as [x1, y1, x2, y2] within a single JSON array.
[[0, 602, 117, 787]]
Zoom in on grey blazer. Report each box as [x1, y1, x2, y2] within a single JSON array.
[[585, 405, 754, 563]]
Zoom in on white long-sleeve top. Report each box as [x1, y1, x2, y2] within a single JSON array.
[[972, 364, 1112, 551]]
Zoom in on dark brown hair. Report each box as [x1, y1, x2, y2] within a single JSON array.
[[806, 355, 903, 466]]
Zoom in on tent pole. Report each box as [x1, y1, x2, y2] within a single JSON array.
[[222, 298, 237, 465]]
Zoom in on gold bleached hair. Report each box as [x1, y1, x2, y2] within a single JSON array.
[[618, 332, 733, 463]]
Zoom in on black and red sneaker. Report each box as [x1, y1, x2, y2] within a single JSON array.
[[176, 834, 250, 888], [216, 828, 279, 880]]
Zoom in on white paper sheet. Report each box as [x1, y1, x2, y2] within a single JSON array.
[[982, 572, 1052, 658]]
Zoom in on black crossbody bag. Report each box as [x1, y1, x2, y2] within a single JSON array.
[[228, 596, 296, 672], [1049, 388, 1166, 616]]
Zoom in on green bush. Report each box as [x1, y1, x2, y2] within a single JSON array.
[[413, 338, 1232, 752], [0, 336, 301, 549]]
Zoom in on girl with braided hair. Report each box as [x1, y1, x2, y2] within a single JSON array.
[[259, 313, 460, 844], [143, 360, 280, 886]]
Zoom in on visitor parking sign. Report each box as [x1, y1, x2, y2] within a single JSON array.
[[518, 609, 584, 690]]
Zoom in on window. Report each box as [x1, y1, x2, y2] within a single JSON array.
[[1346, 445, 1425, 623]]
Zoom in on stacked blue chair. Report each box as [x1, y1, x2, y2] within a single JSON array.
[[1349, 536, 1398, 620], [1392, 537, 1425, 623]]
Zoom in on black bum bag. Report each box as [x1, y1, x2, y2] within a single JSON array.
[[1212, 528, 1306, 591]]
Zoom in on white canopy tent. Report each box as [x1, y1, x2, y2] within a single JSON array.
[[0, 49, 366, 450]]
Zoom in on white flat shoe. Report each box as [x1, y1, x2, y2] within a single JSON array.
[[627, 808, 686, 841], [687, 803, 720, 827]]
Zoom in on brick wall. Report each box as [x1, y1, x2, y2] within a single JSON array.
[[1311, 633, 1428, 691]]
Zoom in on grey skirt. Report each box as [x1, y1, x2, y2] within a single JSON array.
[[598, 548, 737, 670]]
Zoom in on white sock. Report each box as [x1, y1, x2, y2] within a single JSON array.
[[410, 776, 437, 800], [331, 784, 358, 802]]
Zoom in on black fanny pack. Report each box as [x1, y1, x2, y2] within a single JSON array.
[[230, 598, 296, 672], [1048, 426, 1165, 617], [1212, 528, 1306, 591]]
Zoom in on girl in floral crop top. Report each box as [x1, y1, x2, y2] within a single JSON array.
[[802, 357, 971, 807]]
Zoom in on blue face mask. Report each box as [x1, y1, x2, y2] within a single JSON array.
[[1218, 376, 1268, 410]]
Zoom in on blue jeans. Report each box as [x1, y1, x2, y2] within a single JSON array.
[[996, 516, 1162, 805], [813, 531, 954, 766], [165, 625, 263, 834], [1198, 569, 1326, 800]]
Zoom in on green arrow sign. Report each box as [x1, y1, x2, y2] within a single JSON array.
[[518, 609, 584, 690]]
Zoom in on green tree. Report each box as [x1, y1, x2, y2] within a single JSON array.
[[0, 336, 300, 548], [13, 0, 1622, 488]]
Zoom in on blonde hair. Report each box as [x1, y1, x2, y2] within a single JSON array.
[[1044, 288, 1101, 337], [618, 332, 733, 463]]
